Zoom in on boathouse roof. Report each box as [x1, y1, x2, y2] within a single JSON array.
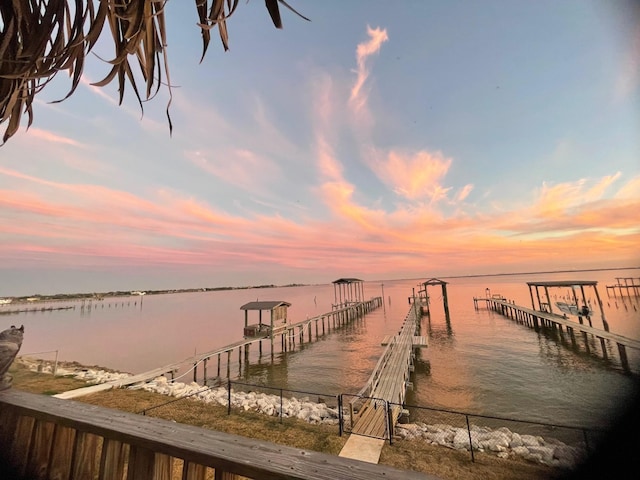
[[421, 278, 448, 285], [332, 278, 363, 284], [240, 301, 291, 311], [526, 280, 597, 287]]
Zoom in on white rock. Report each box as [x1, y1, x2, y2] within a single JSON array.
[[481, 431, 510, 452], [509, 432, 523, 448], [512, 446, 530, 456], [453, 429, 472, 450], [520, 434, 542, 446], [527, 446, 555, 464]]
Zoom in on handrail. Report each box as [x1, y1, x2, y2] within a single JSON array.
[[0, 389, 434, 480], [354, 302, 420, 400]]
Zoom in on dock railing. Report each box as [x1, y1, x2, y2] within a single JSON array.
[[0, 389, 429, 480]]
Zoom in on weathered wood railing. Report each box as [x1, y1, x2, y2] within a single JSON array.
[[0, 389, 432, 480], [347, 300, 424, 437]]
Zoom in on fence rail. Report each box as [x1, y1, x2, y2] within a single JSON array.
[[135, 378, 602, 464], [0, 389, 431, 480]]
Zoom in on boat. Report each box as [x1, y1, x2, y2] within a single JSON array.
[[555, 301, 591, 316]]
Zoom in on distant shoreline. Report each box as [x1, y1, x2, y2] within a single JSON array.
[[437, 266, 640, 280], [1, 266, 637, 304], [0, 283, 309, 305]]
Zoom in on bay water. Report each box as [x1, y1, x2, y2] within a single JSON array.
[[7, 269, 640, 431]]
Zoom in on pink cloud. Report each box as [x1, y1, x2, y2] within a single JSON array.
[[615, 175, 640, 199], [371, 149, 452, 201], [533, 174, 623, 218], [25, 128, 83, 147], [455, 184, 474, 202], [349, 26, 389, 113], [186, 148, 281, 193]]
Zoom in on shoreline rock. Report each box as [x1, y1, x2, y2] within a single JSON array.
[[20, 357, 586, 469]]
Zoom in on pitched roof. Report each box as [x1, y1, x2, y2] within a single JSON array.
[[421, 278, 448, 285], [526, 280, 597, 287], [332, 278, 363, 284], [240, 301, 291, 311]]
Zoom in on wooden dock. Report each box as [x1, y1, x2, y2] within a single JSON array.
[[474, 297, 640, 372], [606, 277, 640, 297], [349, 313, 424, 438], [339, 298, 427, 462], [54, 298, 382, 399]]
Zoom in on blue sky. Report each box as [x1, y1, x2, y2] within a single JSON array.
[[0, 0, 638, 295]]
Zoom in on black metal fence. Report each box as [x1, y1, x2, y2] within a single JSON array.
[[137, 379, 602, 467]]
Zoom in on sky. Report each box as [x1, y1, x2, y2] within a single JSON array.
[[1, 0, 639, 296]]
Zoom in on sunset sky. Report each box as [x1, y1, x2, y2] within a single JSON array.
[[1, 1, 639, 296]]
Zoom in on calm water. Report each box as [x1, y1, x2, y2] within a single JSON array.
[[6, 269, 640, 430]]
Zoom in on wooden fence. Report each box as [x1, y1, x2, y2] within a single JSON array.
[[0, 389, 434, 480]]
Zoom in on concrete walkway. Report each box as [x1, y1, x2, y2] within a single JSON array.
[[339, 435, 385, 464]]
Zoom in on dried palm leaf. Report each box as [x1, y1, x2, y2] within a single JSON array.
[[0, 0, 308, 145]]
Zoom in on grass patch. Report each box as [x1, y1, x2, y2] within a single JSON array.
[[8, 361, 92, 395], [9, 364, 568, 479]]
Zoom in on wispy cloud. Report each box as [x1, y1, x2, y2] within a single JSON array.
[[370, 149, 453, 202], [26, 128, 84, 147], [185, 148, 281, 194], [533, 174, 622, 218], [455, 184, 474, 202], [349, 26, 389, 114]]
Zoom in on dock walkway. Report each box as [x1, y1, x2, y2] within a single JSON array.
[[475, 297, 640, 371], [54, 298, 382, 399], [339, 299, 427, 463]]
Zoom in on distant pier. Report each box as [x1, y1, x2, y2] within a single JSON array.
[[192, 297, 382, 383], [54, 285, 383, 399], [474, 295, 640, 373], [606, 277, 640, 297]]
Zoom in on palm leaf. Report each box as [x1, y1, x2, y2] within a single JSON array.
[[0, 0, 308, 145]]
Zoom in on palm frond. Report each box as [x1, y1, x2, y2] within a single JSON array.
[[0, 0, 308, 145]]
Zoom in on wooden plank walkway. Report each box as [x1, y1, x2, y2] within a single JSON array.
[[343, 301, 426, 442], [54, 363, 184, 399], [477, 297, 640, 372], [54, 299, 382, 399]]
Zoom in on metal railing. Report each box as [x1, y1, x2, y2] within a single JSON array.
[[136, 378, 602, 466]]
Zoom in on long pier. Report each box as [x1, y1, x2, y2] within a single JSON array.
[[606, 277, 640, 297], [474, 297, 640, 372], [191, 298, 382, 382], [54, 297, 382, 399], [339, 298, 427, 463]]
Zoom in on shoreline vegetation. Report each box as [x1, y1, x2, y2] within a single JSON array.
[[0, 266, 636, 304], [9, 358, 573, 480], [0, 283, 309, 304]]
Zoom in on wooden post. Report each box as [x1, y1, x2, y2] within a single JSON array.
[[543, 287, 553, 314], [26, 420, 55, 479], [599, 337, 608, 360], [593, 285, 609, 331], [442, 283, 450, 322], [617, 343, 630, 372], [203, 359, 208, 386]]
